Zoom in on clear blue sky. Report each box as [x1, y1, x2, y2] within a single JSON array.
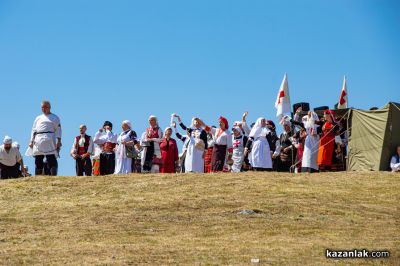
[[0, 0, 399, 176]]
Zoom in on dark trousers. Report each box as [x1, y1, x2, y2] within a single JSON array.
[[100, 153, 115, 175], [35, 155, 58, 176], [75, 157, 92, 176], [0, 163, 19, 179]]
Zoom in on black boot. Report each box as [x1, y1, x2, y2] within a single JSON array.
[[35, 168, 43, 175], [49, 166, 58, 176]]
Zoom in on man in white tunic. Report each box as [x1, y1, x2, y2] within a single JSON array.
[[28, 101, 62, 176], [0, 136, 25, 178]]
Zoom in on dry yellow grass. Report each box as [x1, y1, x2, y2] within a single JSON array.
[[0, 172, 399, 265]]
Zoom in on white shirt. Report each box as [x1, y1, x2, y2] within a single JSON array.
[[29, 113, 62, 155], [31, 113, 62, 141], [0, 145, 22, 167], [208, 127, 233, 148], [70, 135, 94, 156], [93, 130, 118, 145], [390, 155, 400, 172]]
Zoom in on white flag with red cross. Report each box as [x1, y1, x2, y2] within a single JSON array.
[[275, 73, 291, 118], [337, 76, 348, 109]]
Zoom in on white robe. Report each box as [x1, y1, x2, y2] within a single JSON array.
[[301, 126, 320, 170], [114, 130, 133, 174], [231, 135, 246, 172], [249, 136, 272, 169], [248, 118, 272, 169], [28, 113, 62, 156], [185, 128, 205, 173]]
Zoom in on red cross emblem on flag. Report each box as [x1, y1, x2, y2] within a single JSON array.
[[339, 89, 347, 105], [233, 139, 241, 148], [277, 90, 285, 104]]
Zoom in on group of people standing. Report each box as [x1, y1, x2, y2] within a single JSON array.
[[1, 100, 399, 179]]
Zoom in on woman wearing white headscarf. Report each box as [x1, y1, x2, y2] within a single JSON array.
[[244, 117, 272, 171], [114, 120, 139, 174], [174, 115, 207, 173], [301, 112, 320, 173], [141, 115, 163, 173]]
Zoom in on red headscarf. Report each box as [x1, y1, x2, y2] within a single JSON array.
[[324, 110, 338, 124], [219, 116, 229, 129]]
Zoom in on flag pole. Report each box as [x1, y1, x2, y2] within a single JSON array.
[[344, 75, 348, 108]]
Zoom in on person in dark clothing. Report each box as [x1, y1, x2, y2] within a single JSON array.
[[70, 125, 94, 176], [277, 119, 296, 172], [266, 120, 280, 171], [93, 121, 118, 175]]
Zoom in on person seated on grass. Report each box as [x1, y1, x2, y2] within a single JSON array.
[[0, 136, 26, 179], [390, 145, 400, 172]]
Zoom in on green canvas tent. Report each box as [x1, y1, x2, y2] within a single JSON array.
[[347, 102, 400, 171]]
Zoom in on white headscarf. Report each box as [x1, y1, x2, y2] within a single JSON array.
[[12, 141, 20, 148], [122, 120, 132, 129], [233, 121, 242, 127], [3, 136, 12, 145], [148, 115, 159, 127], [280, 115, 292, 127], [249, 118, 270, 139]]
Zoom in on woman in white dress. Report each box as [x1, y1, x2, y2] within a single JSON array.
[[244, 117, 272, 171], [301, 112, 320, 173], [114, 120, 139, 174], [175, 116, 208, 173]]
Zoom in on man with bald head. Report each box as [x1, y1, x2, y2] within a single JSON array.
[[0, 136, 25, 179], [71, 124, 94, 176], [71, 125, 93, 176], [28, 100, 62, 176]]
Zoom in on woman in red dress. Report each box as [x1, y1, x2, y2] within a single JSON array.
[[317, 110, 338, 171], [160, 127, 179, 173]]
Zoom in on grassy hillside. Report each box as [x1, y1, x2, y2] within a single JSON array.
[[0, 172, 399, 265]]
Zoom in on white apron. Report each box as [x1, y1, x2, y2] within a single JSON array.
[[249, 136, 272, 169], [301, 127, 320, 170]]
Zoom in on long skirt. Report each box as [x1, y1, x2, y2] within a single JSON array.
[[100, 153, 115, 175], [204, 147, 213, 173], [211, 144, 227, 172], [248, 138, 272, 169], [302, 135, 319, 171], [114, 157, 132, 174], [317, 135, 334, 167], [185, 138, 205, 173]]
